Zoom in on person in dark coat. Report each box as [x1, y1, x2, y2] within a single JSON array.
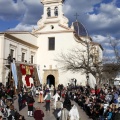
[[63, 97, 71, 111], [53, 88, 57, 96], [27, 95, 35, 117], [113, 109, 120, 120], [99, 104, 104, 120], [18, 91, 23, 111], [34, 107, 44, 120], [9, 88, 14, 99]]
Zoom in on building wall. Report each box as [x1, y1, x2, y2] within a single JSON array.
[[0, 35, 5, 83], [10, 33, 38, 47], [0, 1, 103, 88], [36, 31, 87, 86], [0, 34, 38, 85], [4, 37, 37, 63]]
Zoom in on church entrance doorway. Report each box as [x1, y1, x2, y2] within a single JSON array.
[[47, 75, 55, 87]]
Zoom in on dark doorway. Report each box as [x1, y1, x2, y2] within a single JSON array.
[[47, 75, 55, 87]]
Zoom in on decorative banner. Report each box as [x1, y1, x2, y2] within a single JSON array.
[[20, 64, 34, 88], [22, 75, 33, 88], [20, 64, 33, 76], [37, 65, 42, 84], [11, 62, 18, 89]]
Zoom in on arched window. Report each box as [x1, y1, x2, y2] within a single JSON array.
[[54, 7, 58, 16], [47, 7, 51, 17]]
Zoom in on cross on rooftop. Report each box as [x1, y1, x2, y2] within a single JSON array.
[[74, 13, 79, 21]]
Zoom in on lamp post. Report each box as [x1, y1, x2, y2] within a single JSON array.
[[83, 25, 90, 85], [74, 79, 77, 88], [86, 74, 89, 85], [78, 20, 90, 85]]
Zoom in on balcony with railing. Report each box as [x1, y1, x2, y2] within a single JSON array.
[[3, 59, 37, 68]]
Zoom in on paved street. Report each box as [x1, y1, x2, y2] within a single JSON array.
[[14, 96, 92, 120]]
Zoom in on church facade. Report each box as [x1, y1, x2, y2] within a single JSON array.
[[0, 0, 103, 88]]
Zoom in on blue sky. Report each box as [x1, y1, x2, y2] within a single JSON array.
[[0, 0, 120, 58]]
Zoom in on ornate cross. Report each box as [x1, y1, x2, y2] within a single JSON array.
[[74, 13, 79, 20]]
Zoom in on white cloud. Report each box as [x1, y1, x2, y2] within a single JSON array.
[[9, 23, 37, 31], [21, 0, 42, 24], [0, 0, 25, 20], [0, 0, 120, 59], [87, 3, 120, 34], [0, 0, 120, 38], [92, 34, 120, 59], [92, 35, 107, 43], [118, 8, 120, 11], [63, 0, 101, 15], [105, 49, 114, 54]]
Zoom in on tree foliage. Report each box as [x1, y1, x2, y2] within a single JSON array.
[[102, 36, 120, 83], [55, 40, 103, 85]]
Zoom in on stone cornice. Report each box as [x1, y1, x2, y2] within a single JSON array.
[[32, 23, 72, 34], [44, 20, 60, 24], [41, 0, 63, 4], [35, 30, 73, 34], [58, 24, 71, 30], [0, 31, 38, 38], [43, 69, 58, 71], [4, 33, 39, 49]]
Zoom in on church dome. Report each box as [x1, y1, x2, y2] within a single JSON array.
[[73, 20, 88, 37]]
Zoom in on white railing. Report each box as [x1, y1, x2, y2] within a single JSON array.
[[3, 59, 37, 66]]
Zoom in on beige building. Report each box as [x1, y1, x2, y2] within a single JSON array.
[[0, 0, 103, 88]]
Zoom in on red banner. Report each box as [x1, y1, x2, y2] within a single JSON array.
[[20, 64, 34, 87], [20, 64, 33, 76]]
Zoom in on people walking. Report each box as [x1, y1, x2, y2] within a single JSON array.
[[60, 105, 69, 120], [53, 92, 60, 110], [38, 89, 44, 103], [63, 97, 71, 111], [44, 91, 51, 112], [69, 105, 80, 120], [27, 94, 35, 117], [55, 97, 63, 120]]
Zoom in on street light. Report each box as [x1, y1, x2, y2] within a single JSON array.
[[86, 74, 89, 85], [74, 78, 77, 87], [83, 25, 90, 86], [73, 18, 90, 86]]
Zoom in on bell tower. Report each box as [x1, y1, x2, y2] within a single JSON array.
[[41, 0, 64, 18], [36, 0, 69, 31]]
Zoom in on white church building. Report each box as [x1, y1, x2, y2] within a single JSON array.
[[0, 0, 103, 89]]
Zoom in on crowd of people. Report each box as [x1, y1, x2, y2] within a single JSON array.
[[1, 81, 120, 120], [41, 83, 120, 120], [67, 84, 120, 120], [0, 84, 25, 120]]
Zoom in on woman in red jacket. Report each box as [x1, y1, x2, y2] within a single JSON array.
[[34, 107, 44, 120]]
